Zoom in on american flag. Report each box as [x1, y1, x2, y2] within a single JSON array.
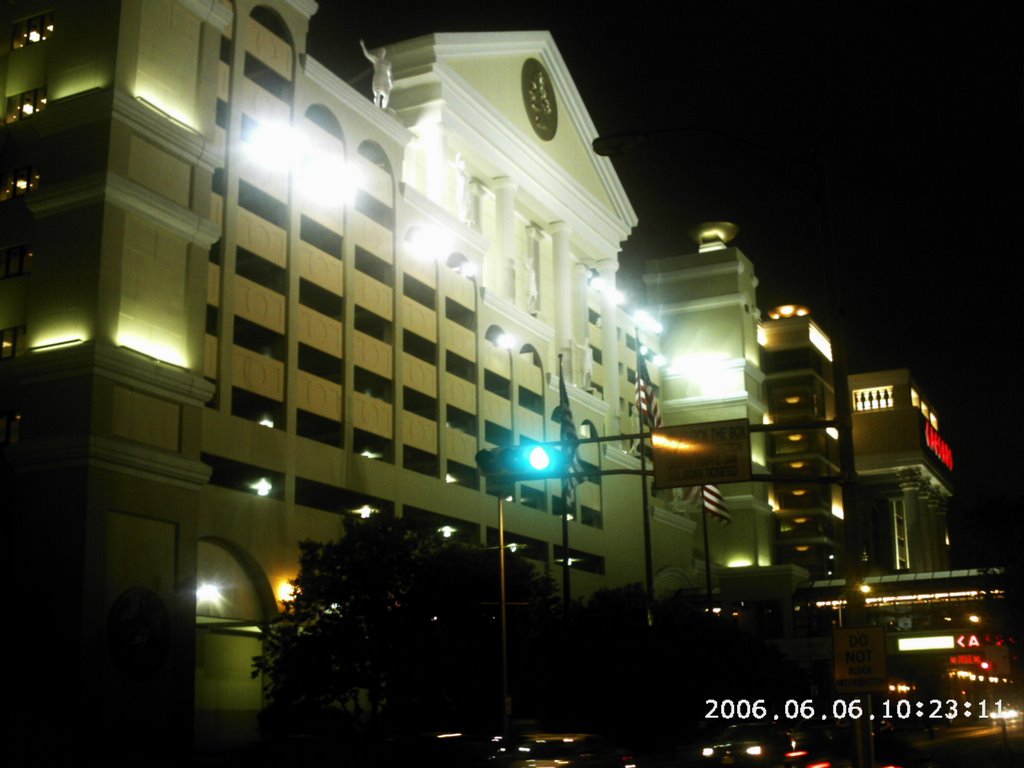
[[559, 360, 584, 508], [702, 484, 732, 524], [635, 352, 663, 431]]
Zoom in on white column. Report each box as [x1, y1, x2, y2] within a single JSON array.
[[899, 470, 924, 571], [526, 223, 542, 315], [422, 121, 447, 206], [596, 259, 621, 436], [551, 221, 573, 358], [493, 177, 517, 302], [570, 260, 591, 388]]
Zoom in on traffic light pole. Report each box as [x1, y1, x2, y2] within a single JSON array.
[[498, 496, 510, 736], [636, 402, 656, 625]]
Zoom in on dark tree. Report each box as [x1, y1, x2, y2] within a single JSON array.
[[254, 515, 557, 736]]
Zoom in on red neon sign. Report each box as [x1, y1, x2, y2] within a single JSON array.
[[924, 422, 953, 471]]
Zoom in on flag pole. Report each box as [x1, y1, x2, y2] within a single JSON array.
[[558, 354, 571, 618], [635, 332, 655, 624], [700, 486, 714, 615]]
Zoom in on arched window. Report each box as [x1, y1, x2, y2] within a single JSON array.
[[304, 104, 345, 142]]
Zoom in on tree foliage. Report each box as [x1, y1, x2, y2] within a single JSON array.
[[254, 515, 558, 735], [255, 514, 808, 747]]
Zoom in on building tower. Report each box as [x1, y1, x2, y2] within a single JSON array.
[[760, 304, 843, 579]]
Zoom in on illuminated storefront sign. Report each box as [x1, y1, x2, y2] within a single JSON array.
[[924, 422, 953, 471]]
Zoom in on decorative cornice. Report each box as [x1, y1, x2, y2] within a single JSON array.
[[302, 55, 414, 148], [35, 89, 224, 173], [545, 372, 608, 416], [603, 444, 639, 469], [176, 0, 233, 28], [644, 258, 744, 286], [14, 341, 215, 408], [863, 459, 951, 494], [654, 507, 698, 533], [113, 90, 225, 172], [5, 433, 212, 488], [282, 0, 319, 18], [481, 287, 555, 343], [399, 182, 490, 254], [27, 171, 221, 247], [663, 393, 769, 418], [663, 357, 765, 387], [656, 293, 752, 317]]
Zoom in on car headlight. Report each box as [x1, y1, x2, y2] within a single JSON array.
[[745, 745, 763, 756], [702, 747, 715, 757]]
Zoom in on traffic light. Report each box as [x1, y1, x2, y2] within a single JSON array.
[[475, 443, 569, 479]]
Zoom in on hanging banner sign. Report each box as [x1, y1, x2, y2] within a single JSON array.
[[651, 419, 751, 489]]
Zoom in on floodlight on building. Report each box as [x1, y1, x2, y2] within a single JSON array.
[[768, 304, 810, 319], [495, 333, 515, 350], [252, 478, 272, 497], [808, 323, 833, 361], [276, 580, 295, 603], [633, 309, 663, 334], [299, 156, 360, 207], [258, 418, 274, 428], [859, 584, 872, 594], [459, 261, 477, 278], [31, 336, 84, 351], [117, 335, 187, 367], [969, 614, 980, 623], [196, 583, 221, 603], [353, 505, 377, 518], [438, 525, 456, 539], [134, 95, 198, 134], [653, 354, 666, 367], [689, 221, 739, 252], [445, 473, 457, 484], [727, 559, 753, 568], [242, 121, 301, 171], [406, 225, 452, 261], [826, 427, 839, 440]]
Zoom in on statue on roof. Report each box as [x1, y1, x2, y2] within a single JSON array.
[[360, 39, 393, 109]]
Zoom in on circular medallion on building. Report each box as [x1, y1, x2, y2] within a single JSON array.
[[107, 587, 170, 679], [521, 58, 558, 141]]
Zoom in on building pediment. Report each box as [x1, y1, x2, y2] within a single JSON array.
[[386, 32, 635, 250]]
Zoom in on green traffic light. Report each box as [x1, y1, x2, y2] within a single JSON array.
[[527, 446, 551, 471]]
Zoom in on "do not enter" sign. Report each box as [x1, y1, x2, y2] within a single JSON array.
[[833, 626, 887, 693]]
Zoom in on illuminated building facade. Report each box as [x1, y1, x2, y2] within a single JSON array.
[[850, 368, 952, 574], [0, 0, 716, 755], [0, 1, 963, 755]]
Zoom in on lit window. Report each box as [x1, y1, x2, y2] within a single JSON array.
[[12, 13, 53, 49], [2, 326, 23, 359], [0, 166, 40, 201], [6, 87, 47, 123]]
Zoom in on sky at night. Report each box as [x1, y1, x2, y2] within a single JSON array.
[[303, 2, 1023, 534]]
